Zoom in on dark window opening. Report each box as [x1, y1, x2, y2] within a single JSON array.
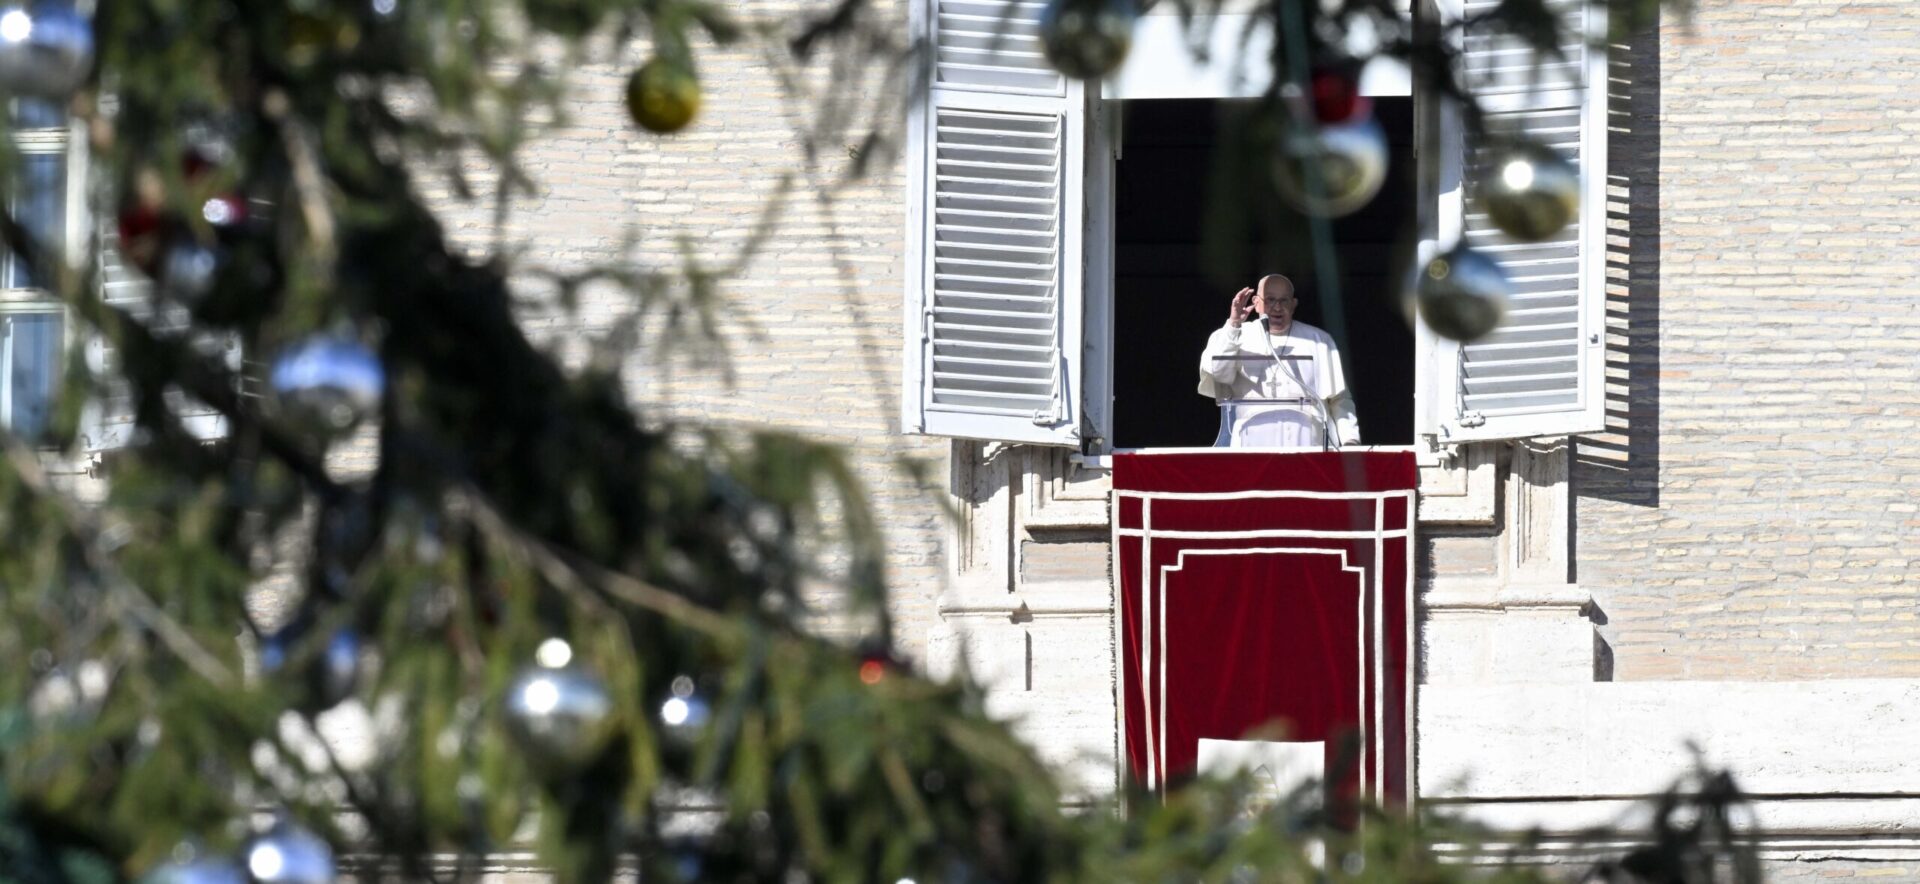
[[1110, 97, 1417, 450]]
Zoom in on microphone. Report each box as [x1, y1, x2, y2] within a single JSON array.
[[1258, 312, 1272, 333]]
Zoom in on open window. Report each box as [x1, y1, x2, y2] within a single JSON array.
[[2, 97, 78, 442], [1107, 97, 1416, 450], [902, 0, 1610, 452]]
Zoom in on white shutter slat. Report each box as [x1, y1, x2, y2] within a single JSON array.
[[79, 237, 150, 452], [81, 232, 236, 453], [1432, 0, 1607, 443], [927, 105, 1064, 421], [932, 0, 1064, 96], [904, 0, 1087, 446]]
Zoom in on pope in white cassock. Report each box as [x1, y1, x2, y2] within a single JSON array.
[[1197, 274, 1362, 448]]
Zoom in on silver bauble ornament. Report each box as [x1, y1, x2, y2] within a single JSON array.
[[243, 821, 335, 884], [0, 5, 92, 100], [142, 855, 247, 884], [658, 674, 710, 743], [1479, 141, 1579, 242], [27, 658, 109, 723], [315, 628, 361, 708], [1416, 245, 1511, 342], [1272, 117, 1389, 218], [160, 240, 221, 302], [269, 336, 384, 435], [1038, 0, 1136, 81], [504, 662, 614, 771], [260, 625, 361, 711]]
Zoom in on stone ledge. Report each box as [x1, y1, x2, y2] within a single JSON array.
[[1421, 680, 1920, 801]]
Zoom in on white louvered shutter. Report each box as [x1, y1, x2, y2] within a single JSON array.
[[78, 235, 233, 452], [78, 236, 149, 451], [902, 0, 1089, 446], [1429, 0, 1606, 443]]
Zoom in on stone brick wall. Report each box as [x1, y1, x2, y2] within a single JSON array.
[[418, 0, 952, 655], [1575, 2, 1920, 679]]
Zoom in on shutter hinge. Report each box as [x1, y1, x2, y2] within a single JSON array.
[[1459, 411, 1486, 428]]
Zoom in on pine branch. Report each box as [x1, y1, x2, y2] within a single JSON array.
[[451, 482, 741, 643], [0, 430, 237, 688]]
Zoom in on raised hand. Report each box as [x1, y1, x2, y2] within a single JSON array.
[[1228, 287, 1256, 327]]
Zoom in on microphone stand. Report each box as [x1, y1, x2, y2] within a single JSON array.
[[1259, 315, 1337, 452]]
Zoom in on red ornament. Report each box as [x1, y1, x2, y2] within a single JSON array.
[[1310, 67, 1370, 124], [115, 203, 166, 276], [200, 193, 248, 228], [858, 659, 886, 685]]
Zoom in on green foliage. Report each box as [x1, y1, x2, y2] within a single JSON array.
[[0, 0, 1715, 882]]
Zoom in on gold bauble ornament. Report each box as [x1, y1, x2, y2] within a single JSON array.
[[1479, 141, 1579, 242], [1272, 117, 1390, 219], [1038, 0, 1137, 81], [626, 59, 701, 134], [1416, 244, 1511, 342]]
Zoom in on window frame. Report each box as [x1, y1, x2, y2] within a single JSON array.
[[1, 105, 84, 442], [1077, 0, 1606, 458], [902, 0, 1608, 460]]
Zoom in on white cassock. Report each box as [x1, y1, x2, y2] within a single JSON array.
[[1197, 319, 1361, 448]]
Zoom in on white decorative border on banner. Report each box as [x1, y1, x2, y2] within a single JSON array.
[[1113, 488, 1417, 810]]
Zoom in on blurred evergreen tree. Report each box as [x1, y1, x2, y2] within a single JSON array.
[[0, 0, 1738, 882]]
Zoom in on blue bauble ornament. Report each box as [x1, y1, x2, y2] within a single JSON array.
[[269, 336, 384, 435], [260, 624, 362, 710], [243, 820, 334, 884], [142, 855, 247, 884], [0, 4, 92, 100]]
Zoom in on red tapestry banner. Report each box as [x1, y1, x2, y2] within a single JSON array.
[[1113, 451, 1417, 810]]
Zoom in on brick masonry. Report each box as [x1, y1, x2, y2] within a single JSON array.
[[413, 0, 1920, 731], [377, 0, 1920, 867], [1574, 1, 1920, 679], [416, 0, 953, 656]]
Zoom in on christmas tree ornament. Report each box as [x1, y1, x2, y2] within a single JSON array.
[[504, 658, 615, 771], [243, 820, 335, 884], [115, 202, 167, 277], [658, 674, 710, 741], [857, 643, 904, 686], [142, 849, 246, 884], [1309, 67, 1369, 124], [1479, 140, 1579, 242], [1273, 117, 1389, 218], [159, 239, 221, 302], [201, 192, 248, 229], [260, 624, 362, 709], [27, 659, 111, 722], [1038, 0, 1136, 81], [1416, 244, 1510, 342], [315, 628, 362, 707], [116, 157, 257, 303], [269, 336, 385, 435], [0, 4, 93, 100], [626, 58, 701, 134]]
